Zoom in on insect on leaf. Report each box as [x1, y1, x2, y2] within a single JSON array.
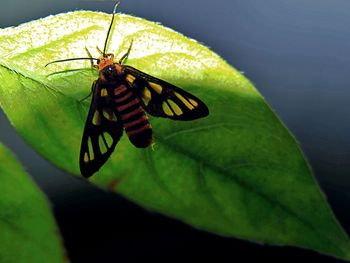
[[0, 11, 349, 260]]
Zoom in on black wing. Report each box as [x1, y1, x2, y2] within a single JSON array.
[[79, 80, 123, 178], [123, 66, 209, 120]]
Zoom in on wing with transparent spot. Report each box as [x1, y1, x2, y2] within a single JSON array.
[[79, 81, 123, 178], [124, 66, 209, 120]]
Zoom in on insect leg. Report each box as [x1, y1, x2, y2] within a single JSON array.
[[96, 46, 103, 55], [79, 81, 96, 103], [85, 47, 98, 68], [119, 39, 134, 64]]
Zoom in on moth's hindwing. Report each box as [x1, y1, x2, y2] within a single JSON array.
[[79, 81, 123, 178], [124, 66, 209, 120]]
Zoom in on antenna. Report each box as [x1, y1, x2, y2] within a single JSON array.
[[45, 58, 99, 67], [103, 0, 121, 55]]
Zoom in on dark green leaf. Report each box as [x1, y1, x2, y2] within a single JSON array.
[[0, 143, 67, 263]]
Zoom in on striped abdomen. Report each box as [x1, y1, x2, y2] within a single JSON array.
[[114, 84, 152, 148]]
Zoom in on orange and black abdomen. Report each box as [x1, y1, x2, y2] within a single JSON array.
[[114, 84, 152, 148]]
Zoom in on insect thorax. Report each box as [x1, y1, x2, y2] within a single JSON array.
[[99, 63, 124, 83]]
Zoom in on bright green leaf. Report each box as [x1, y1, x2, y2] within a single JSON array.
[[0, 11, 349, 260], [0, 143, 67, 263]]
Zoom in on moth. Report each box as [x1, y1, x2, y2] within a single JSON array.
[[46, 1, 209, 178]]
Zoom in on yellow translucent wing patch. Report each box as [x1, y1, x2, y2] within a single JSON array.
[[142, 87, 152, 106], [88, 137, 94, 161], [175, 92, 195, 110], [189, 98, 198, 107], [84, 152, 89, 163], [162, 102, 174, 116], [103, 132, 114, 148], [92, 111, 101, 125], [98, 135, 108, 154], [100, 88, 108, 97], [167, 99, 183, 116], [149, 82, 163, 94], [126, 74, 136, 84], [102, 108, 118, 122]]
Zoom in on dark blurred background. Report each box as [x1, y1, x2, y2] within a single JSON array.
[[0, 0, 349, 262]]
